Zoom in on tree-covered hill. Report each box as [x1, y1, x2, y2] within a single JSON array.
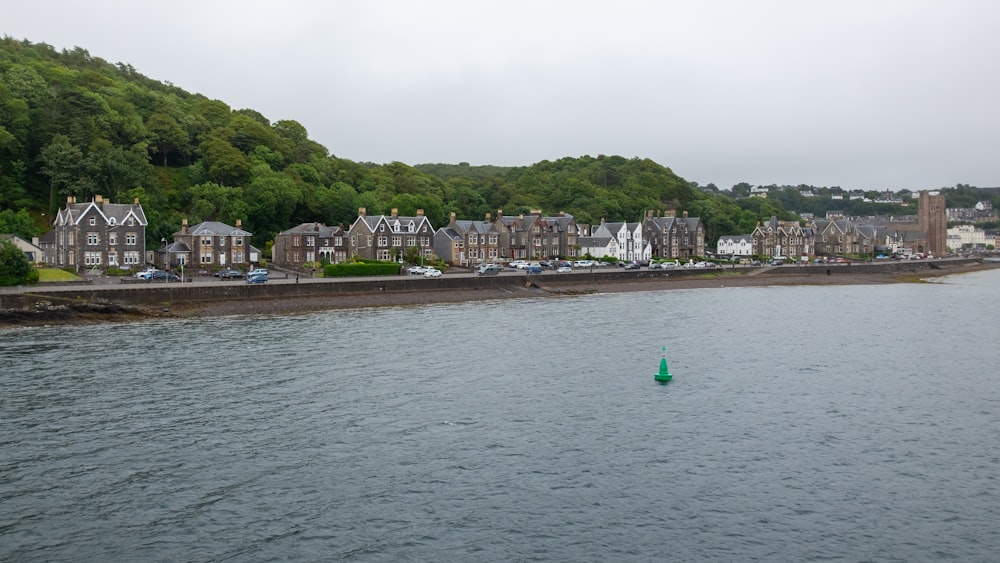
[[0, 36, 833, 250]]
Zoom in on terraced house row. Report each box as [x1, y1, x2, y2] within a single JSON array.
[[39, 190, 945, 273]]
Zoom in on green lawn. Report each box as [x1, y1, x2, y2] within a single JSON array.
[[36, 268, 82, 282]]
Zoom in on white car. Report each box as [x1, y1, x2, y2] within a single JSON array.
[[407, 265, 426, 275], [135, 268, 157, 279], [247, 268, 268, 277], [423, 268, 442, 278], [556, 266, 572, 273]]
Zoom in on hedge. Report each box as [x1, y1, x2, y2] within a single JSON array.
[[323, 262, 401, 277]]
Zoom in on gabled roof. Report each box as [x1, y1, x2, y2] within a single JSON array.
[[435, 227, 463, 242], [278, 222, 344, 237], [186, 221, 252, 237], [54, 198, 147, 228], [451, 220, 496, 235]]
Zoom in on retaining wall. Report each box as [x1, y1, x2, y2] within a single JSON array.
[[0, 258, 984, 312]]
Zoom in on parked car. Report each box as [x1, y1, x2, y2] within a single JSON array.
[[406, 265, 426, 275], [477, 264, 502, 276], [246, 272, 268, 284], [149, 271, 180, 282], [556, 265, 573, 273], [624, 262, 641, 270], [215, 268, 244, 279], [423, 268, 442, 278], [135, 268, 157, 279], [247, 268, 268, 277]]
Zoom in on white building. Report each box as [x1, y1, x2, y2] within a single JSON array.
[[591, 220, 650, 262], [946, 224, 987, 251], [716, 234, 753, 257]]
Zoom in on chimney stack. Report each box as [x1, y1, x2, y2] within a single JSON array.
[[181, 218, 188, 235], [236, 219, 242, 228], [486, 212, 492, 222], [391, 208, 398, 218], [358, 207, 366, 217], [416, 209, 424, 216]]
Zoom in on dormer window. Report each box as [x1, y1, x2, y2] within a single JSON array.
[[109, 217, 116, 226]]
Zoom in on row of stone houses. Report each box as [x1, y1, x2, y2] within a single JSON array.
[[717, 191, 947, 258], [277, 208, 705, 269], [37, 190, 947, 272], [39, 195, 711, 271], [41, 195, 261, 272]]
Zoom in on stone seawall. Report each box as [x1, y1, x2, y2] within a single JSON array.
[[0, 258, 985, 315]]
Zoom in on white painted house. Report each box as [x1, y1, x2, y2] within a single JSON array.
[[716, 234, 753, 257]]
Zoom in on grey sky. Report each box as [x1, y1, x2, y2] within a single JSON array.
[[6, 0, 999, 191]]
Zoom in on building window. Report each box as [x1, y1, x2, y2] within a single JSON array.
[[377, 236, 388, 246], [293, 236, 302, 247], [306, 236, 315, 247], [201, 254, 213, 264], [392, 236, 401, 246], [87, 233, 99, 245], [109, 233, 117, 246], [236, 237, 243, 246], [406, 236, 416, 246], [84, 252, 102, 265], [126, 233, 137, 246], [377, 250, 390, 260], [218, 237, 225, 246], [202, 237, 212, 246], [124, 251, 140, 265], [89, 217, 96, 226]]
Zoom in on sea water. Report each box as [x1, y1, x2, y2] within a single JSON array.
[[2, 269, 998, 561]]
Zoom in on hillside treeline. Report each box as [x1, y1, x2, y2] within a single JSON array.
[[3, 38, 987, 251]]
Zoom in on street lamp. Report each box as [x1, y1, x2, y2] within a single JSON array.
[[161, 238, 167, 282]]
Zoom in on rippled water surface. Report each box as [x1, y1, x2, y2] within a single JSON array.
[[3, 270, 999, 561]]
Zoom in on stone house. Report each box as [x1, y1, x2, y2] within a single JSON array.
[[169, 218, 257, 270], [642, 211, 705, 259], [349, 208, 435, 262], [751, 216, 808, 258], [434, 212, 502, 266], [273, 222, 348, 267], [494, 210, 579, 261], [51, 195, 147, 271]]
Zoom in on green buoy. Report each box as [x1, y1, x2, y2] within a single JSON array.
[[655, 346, 673, 383]]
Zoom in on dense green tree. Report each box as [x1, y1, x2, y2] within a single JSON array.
[[0, 238, 37, 286], [147, 112, 188, 166], [38, 134, 89, 213], [0, 208, 37, 238]]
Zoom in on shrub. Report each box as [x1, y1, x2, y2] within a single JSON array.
[[0, 239, 38, 286], [323, 261, 401, 277]]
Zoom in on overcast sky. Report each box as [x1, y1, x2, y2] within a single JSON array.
[[6, 0, 999, 191]]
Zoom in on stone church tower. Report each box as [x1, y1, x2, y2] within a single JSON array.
[[918, 190, 947, 257]]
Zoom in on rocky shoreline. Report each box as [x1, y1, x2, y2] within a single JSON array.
[[2, 261, 997, 328]]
